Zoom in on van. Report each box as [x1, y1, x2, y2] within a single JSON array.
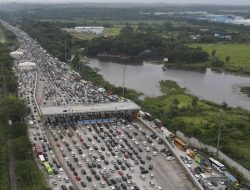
[[100, 181, 105, 188], [78, 162, 82, 167], [82, 154, 86, 160]]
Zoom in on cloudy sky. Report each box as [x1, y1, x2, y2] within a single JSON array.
[[0, 0, 250, 5]]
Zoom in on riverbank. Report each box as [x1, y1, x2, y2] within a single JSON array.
[[72, 58, 250, 173], [240, 86, 250, 98], [143, 80, 250, 172]]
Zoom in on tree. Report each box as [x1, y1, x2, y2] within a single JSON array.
[[211, 49, 216, 57], [191, 97, 198, 107], [225, 56, 230, 63]]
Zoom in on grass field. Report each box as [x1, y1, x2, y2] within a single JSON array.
[[191, 43, 250, 73]]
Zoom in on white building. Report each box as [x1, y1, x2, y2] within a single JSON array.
[[10, 50, 23, 58], [18, 62, 36, 71], [74, 26, 104, 35]]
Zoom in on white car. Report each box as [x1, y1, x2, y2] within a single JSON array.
[[166, 156, 175, 161], [156, 186, 162, 190]]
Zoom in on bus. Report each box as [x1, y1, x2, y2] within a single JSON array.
[[44, 162, 53, 175], [209, 157, 227, 173], [174, 138, 187, 151]]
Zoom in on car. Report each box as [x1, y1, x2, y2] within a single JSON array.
[[81, 181, 87, 187], [86, 176, 92, 182], [148, 165, 153, 170], [118, 171, 124, 176], [64, 177, 69, 183], [61, 185, 67, 190], [52, 181, 57, 186], [156, 186, 163, 190], [69, 186, 75, 190], [140, 175, 145, 181], [81, 169, 86, 175], [95, 175, 101, 181], [76, 175, 81, 181]]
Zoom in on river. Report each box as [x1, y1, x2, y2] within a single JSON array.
[[88, 58, 250, 110]]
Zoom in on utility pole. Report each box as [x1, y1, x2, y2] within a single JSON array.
[[122, 46, 126, 97], [122, 64, 126, 97], [216, 109, 223, 158]]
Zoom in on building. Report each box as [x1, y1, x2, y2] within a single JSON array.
[[10, 50, 23, 58], [74, 26, 104, 35], [18, 62, 36, 71]]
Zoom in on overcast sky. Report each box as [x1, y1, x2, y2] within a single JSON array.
[[0, 0, 250, 5]]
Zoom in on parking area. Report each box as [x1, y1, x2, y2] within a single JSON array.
[[47, 116, 196, 190]]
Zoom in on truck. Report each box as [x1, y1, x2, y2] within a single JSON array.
[[35, 144, 42, 157]]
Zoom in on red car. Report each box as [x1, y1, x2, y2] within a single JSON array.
[[76, 175, 81, 181], [118, 171, 124, 176]]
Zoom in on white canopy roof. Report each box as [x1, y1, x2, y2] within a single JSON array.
[[19, 62, 36, 67]]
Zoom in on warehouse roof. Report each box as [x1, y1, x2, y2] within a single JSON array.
[[19, 62, 36, 67], [40, 101, 140, 116]]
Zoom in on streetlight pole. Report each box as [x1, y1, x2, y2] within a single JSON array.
[[216, 109, 223, 158], [122, 63, 126, 97]]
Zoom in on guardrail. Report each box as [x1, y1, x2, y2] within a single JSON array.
[[46, 131, 80, 190], [138, 118, 204, 190], [33, 71, 42, 116]]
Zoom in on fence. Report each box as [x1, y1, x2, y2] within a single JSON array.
[[176, 130, 250, 181]]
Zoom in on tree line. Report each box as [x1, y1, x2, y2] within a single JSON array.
[[0, 24, 48, 190]]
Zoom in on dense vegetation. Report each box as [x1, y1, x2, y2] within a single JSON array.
[[86, 25, 209, 63], [0, 24, 48, 190], [240, 86, 250, 98]]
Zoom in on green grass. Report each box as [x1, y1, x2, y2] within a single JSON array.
[[143, 80, 250, 171], [191, 43, 250, 73], [0, 27, 6, 43], [70, 31, 98, 40], [104, 26, 122, 36]]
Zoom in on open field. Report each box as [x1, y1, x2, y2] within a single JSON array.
[[191, 43, 250, 73]]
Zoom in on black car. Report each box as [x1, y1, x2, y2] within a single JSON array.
[[111, 178, 117, 185], [86, 176, 92, 182], [95, 174, 101, 180], [61, 185, 67, 190], [91, 169, 96, 175], [69, 186, 75, 190], [148, 165, 153, 170], [104, 160, 109, 165], [122, 176, 127, 181], [107, 179, 112, 186], [81, 169, 86, 175], [121, 165, 126, 170], [141, 169, 149, 174]]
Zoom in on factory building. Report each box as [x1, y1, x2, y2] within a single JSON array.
[[74, 26, 104, 35]]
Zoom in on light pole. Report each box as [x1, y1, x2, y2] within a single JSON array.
[[122, 63, 126, 97], [216, 109, 223, 158]]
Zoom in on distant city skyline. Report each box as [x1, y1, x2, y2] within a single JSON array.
[[0, 0, 250, 5]]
